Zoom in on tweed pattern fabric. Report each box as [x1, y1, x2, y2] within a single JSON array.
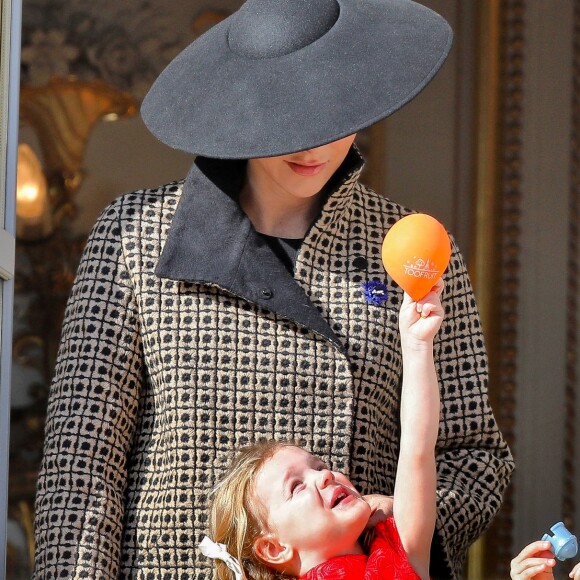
[[34, 160, 513, 580]]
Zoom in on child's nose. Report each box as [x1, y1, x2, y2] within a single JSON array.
[[316, 469, 334, 488]]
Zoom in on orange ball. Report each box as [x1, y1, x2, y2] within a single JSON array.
[[382, 213, 451, 301]]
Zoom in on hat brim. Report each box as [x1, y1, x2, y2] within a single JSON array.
[[141, 0, 453, 159]]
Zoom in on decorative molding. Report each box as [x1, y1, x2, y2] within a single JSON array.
[[491, 2, 526, 576], [20, 0, 194, 100], [472, 1, 525, 577]]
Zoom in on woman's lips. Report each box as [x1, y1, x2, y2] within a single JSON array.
[[286, 161, 327, 176]]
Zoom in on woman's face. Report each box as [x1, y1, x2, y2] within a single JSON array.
[[246, 134, 357, 201], [252, 446, 370, 569]]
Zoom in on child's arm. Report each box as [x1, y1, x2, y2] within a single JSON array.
[[510, 541, 556, 579], [392, 282, 444, 580]]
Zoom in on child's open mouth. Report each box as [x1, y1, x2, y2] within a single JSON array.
[[330, 488, 357, 509]]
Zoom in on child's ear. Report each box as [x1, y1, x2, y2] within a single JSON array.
[[254, 535, 294, 568]]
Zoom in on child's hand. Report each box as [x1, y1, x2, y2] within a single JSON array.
[[510, 541, 556, 579], [399, 279, 444, 350]]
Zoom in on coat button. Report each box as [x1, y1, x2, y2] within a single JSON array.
[[260, 288, 273, 299]]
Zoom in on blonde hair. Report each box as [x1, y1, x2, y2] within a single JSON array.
[[209, 440, 298, 580]]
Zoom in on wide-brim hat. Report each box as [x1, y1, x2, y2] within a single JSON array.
[[141, 0, 453, 159]]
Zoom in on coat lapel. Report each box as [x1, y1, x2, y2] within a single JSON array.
[[155, 152, 363, 350]]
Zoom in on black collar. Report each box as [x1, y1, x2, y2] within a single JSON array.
[[155, 147, 364, 348]]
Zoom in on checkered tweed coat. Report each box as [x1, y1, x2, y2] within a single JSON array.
[[33, 149, 513, 579]]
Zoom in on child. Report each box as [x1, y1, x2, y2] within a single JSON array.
[[200, 282, 444, 579], [511, 541, 580, 579]]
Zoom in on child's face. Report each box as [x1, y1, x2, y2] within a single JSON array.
[[253, 446, 370, 570]]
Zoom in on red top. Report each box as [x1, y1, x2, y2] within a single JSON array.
[[299, 517, 424, 580]]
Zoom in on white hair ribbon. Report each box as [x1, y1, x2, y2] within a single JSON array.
[[199, 536, 243, 580]]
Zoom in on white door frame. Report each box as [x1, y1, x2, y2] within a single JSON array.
[[0, 0, 21, 574]]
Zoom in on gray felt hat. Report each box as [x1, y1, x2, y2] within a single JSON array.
[[141, 0, 453, 159]]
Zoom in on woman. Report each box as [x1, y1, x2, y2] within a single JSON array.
[[33, 1, 514, 579]]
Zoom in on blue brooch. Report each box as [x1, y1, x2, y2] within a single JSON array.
[[361, 280, 389, 306]]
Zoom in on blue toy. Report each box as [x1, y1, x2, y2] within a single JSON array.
[[542, 522, 578, 561]]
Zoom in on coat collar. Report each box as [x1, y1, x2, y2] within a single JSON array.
[[155, 147, 364, 348]]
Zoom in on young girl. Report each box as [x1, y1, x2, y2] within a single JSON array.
[[200, 282, 444, 579]]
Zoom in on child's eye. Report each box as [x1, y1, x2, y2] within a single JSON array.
[[291, 481, 304, 495]]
